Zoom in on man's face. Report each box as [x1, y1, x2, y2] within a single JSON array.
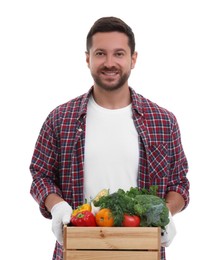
[[86, 32, 137, 91]]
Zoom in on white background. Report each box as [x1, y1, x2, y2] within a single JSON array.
[[1, 0, 218, 259]]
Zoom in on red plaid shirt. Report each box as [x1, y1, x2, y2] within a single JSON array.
[[30, 87, 189, 260]]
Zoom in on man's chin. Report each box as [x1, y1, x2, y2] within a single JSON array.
[[96, 83, 123, 92], [93, 73, 130, 92]]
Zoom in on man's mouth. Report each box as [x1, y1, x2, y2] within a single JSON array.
[[101, 70, 118, 76]]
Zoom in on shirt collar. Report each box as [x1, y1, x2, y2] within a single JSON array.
[[77, 86, 93, 119], [78, 86, 144, 118], [129, 87, 144, 116]]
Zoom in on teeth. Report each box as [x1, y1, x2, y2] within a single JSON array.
[[103, 71, 117, 75]]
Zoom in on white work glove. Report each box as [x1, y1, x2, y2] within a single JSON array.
[[161, 211, 177, 247], [50, 201, 72, 245]]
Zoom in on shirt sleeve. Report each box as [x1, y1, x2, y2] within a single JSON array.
[[167, 115, 190, 209], [30, 113, 63, 218]]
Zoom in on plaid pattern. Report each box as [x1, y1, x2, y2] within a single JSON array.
[[30, 87, 189, 260]]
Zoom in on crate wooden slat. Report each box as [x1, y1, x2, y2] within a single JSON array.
[[63, 226, 161, 260], [64, 250, 159, 260]]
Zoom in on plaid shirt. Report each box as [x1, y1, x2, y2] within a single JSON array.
[[30, 87, 189, 260]]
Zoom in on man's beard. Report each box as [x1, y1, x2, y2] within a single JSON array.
[[91, 67, 131, 92]]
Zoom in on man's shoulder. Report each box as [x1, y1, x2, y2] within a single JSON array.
[[143, 96, 174, 118], [58, 93, 86, 110], [132, 88, 175, 121], [51, 91, 90, 118]]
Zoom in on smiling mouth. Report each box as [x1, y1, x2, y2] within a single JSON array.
[[101, 70, 118, 76]]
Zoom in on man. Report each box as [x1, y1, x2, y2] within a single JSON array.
[[30, 16, 190, 260]]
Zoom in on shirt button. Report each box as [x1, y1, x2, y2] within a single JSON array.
[[78, 128, 83, 132]]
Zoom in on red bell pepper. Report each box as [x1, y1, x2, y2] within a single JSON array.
[[71, 210, 96, 226]]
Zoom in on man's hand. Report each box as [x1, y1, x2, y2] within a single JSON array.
[[51, 201, 72, 245], [161, 211, 177, 247]]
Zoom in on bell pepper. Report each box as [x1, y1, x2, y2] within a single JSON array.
[[72, 202, 91, 216], [95, 208, 114, 227], [71, 210, 96, 226]]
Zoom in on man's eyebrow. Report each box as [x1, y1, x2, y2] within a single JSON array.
[[93, 48, 104, 52], [93, 48, 127, 52], [114, 48, 126, 52]]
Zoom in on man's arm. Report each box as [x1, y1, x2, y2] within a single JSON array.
[[165, 191, 185, 216], [45, 193, 65, 212]]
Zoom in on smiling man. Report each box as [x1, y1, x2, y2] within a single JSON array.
[[86, 31, 137, 95], [30, 17, 190, 260]]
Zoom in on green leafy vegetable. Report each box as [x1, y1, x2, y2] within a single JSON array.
[[134, 194, 169, 228], [94, 186, 169, 228], [94, 189, 135, 226]]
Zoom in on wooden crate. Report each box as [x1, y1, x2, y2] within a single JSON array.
[[63, 225, 161, 260]]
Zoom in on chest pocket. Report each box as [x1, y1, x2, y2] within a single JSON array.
[[147, 143, 169, 180]]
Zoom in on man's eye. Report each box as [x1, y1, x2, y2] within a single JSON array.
[[115, 52, 124, 57], [96, 52, 104, 56]]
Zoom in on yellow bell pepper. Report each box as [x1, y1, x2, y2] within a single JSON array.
[[72, 203, 91, 216]]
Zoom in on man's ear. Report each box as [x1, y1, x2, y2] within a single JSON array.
[[85, 51, 90, 68], [131, 51, 138, 69]]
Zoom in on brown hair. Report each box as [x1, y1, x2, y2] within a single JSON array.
[[86, 17, 135, 55]]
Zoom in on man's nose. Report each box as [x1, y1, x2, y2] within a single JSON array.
[[103, 55, 115, 67]]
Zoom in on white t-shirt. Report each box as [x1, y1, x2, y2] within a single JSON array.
[[84, 95, 139, 201]]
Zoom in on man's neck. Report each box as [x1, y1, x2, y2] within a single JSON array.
[[92, 85, 131, 109]]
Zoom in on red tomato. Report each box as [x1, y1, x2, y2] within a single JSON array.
[[122, 214, 140, 227]]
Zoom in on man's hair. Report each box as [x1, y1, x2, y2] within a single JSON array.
[[86, 17, 135, 55]]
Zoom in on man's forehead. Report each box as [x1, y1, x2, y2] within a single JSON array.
[[91, 32, 129, 51]]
